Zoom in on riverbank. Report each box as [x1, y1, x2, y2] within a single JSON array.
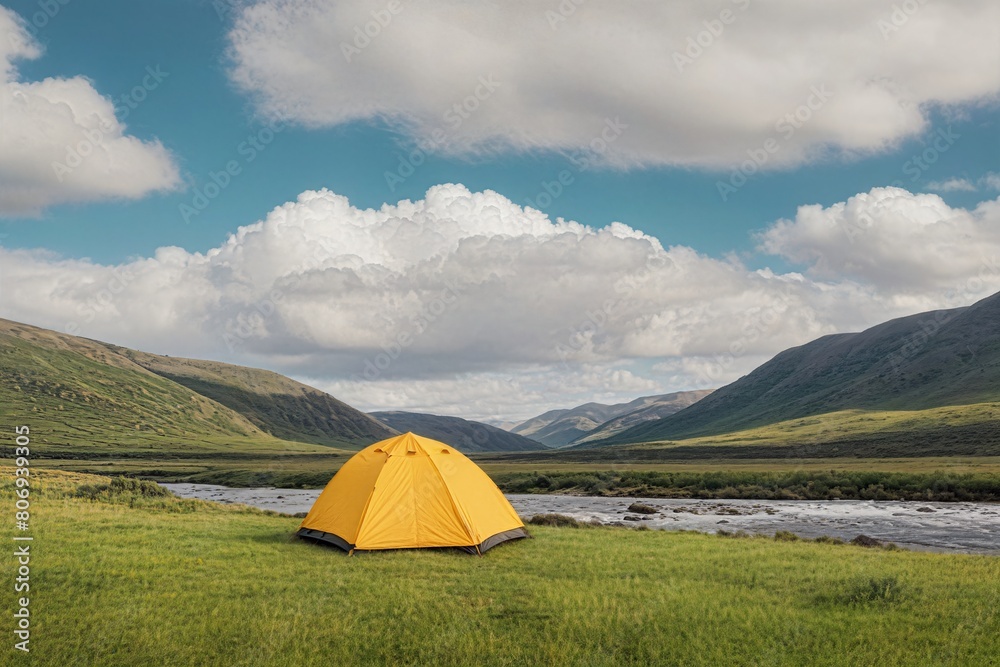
[[163, 483, 1000, 555], [491, 469, 1000, 502]]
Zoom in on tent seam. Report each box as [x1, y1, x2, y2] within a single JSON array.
[[425, 452, 478, 546], [350, 454, 388, 548]]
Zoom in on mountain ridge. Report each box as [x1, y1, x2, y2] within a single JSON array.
[[600, 291, 1000, 445], [370, 411, 545, 452], [511, 390, 713, 447]]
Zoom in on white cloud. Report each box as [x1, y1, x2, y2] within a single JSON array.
[[227, 0, 1000, 169], [926, 178, 977, 192], [0, 7, 180, 216], [1, 184, 998, 418], [926, 172, 1000, 193], [759, 187, 1000, 293], [313, 365, 664, 423], [981, 172, 1000, 191]]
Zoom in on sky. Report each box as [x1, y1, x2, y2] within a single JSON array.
[[0, 0, 998, 423]]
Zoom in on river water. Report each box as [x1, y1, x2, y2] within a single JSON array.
[[162, 483, 1000, 555]]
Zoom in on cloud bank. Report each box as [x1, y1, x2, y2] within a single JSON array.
[[2, 184, 998, 419], [228, 0, 1000, 169], [0, 7, 180, 216]]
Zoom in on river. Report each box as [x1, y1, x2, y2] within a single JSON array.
[[162, 483, 1000, 555]]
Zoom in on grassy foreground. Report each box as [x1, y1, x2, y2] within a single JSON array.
[[4, 470, 999, 666]]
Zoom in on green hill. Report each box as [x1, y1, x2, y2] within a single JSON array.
[[604, 291, 1000, 445], [0, 318, 392, 455], [116, 347, 395, 447]]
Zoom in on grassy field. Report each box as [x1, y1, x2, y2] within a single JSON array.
[[4, 469, 999, 666], [548, 403, 1000, 460]]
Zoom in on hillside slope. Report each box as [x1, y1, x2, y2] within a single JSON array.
[[370, 411, 544, 452], [606, 291, 1000, 444], [116, 348, 395, 448], [0, 318, 391, 453]]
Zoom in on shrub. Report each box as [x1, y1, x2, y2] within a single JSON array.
[[528, 513, 585, 528], [716, 530, 752, 539], [842, 575, 906, 605], [75, 476, 170, 501]]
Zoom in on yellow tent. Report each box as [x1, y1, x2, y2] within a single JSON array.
[[297, 432, 527, 554]]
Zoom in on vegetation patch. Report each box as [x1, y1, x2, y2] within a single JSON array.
[[527, 513, 593, 528], [493, 469, 1000, 501], [840, 575, 907, 605], [71, 474, 278, 515]]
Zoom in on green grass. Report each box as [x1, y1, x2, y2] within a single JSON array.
[[533, 403, 1000, 459], [6, 470, 1000, 666]]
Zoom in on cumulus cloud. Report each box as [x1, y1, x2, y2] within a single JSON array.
[[759, 187, 1000, 294], [0, 7, 180, 216], [1, 184, 998, 417], [227, 0, 1000, 169]]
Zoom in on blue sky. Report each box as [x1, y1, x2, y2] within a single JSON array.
[[1, 1, 998, 420]]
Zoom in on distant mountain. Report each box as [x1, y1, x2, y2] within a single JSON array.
[[511, 404, 622, 447], [569, 390, 714, 445], [509, 408, 570, 440], [511, 391, 713, 447], [0, 318, 394, 453], [604, 290, 1000, 444], [370, 411, 545, 452]]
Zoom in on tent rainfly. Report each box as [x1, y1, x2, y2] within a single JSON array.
[[297, 432, 528, 554]]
